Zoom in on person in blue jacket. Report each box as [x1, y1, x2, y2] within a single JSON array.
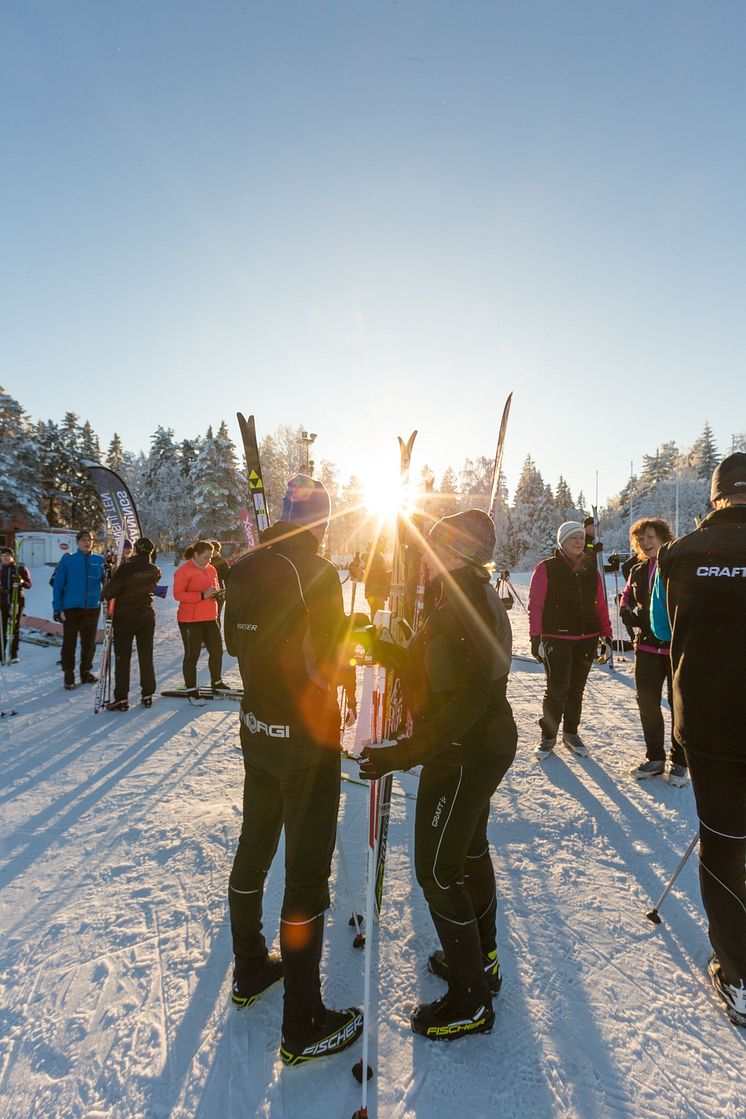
[[52, 530, 106, 690]]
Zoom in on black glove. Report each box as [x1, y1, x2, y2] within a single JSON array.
[[370, 633, 407, 671], [358, 739, 411, 780], [53, 611, 64, 623], [530, 635, 544, 663], [350, 612, 372, 630], [619, 606, 639, 630]]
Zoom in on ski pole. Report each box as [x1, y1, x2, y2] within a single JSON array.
[[507, 579, 528, 614], [0, 660, 17, 718], [351, 774, 377, 1112], [336, 830, 365, 948], [646, 832, 699, 924], [612, 569, 626, 661]]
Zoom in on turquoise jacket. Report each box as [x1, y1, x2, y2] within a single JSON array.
[[649, 567, 672, 642]]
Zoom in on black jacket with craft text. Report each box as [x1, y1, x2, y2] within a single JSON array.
[[657, 506, 746, 759]]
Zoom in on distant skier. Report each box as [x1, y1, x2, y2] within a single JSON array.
[[620, 518, 688, 786], [52, 530, 105, 690], [102, 538, 161, 710], [224, 474, 363, 1066], [173, 541, 228, 696], [583, 515, 603, 556], [364, 544, 390, 622], [348, 550, 365, 583], [651, 453, 746, 1028], [359, 510, 517, 1041], [210, 540, 230, 588], [529, 521, 612, 757], [0, 547, 32, 663]]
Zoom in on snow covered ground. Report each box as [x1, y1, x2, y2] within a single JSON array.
[[2, 564, 745, 1119]]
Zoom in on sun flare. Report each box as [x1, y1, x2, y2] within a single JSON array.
[[359, 464, 411, 525]]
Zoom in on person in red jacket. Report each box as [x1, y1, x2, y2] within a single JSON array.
[[173, 540, 227, 695], [528, 521, 612, 758]]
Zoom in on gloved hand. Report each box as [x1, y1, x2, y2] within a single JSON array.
[[619, 606, 639, 630], [530, 635, 544, 663], [370, 632, 408, 671], [53, 611, 64, 623], [350, 612, 371, 630], [358, 738, 410, 780]]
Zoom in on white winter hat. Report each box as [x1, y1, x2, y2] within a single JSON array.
[[557, 521, 585, 548]]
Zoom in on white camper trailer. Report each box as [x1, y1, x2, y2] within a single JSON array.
[[15, 531, 79, 568]]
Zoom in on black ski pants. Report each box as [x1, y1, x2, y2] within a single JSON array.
[[61, 607, 99, 682], [539, 636, 597, 739], [414, 716, 516, 1008], [178, 620, 223, 688], [228, 730, 341, 1041], [1, 596, 23, 660], [687, 752, 746, 986], [112, 614, 156, 702], [634, 650, 685, 765]]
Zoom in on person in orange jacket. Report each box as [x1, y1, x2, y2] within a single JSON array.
[[173, 540, 227, 695]]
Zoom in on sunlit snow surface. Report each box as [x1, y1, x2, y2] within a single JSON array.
[[1, 565, 744, 1119]]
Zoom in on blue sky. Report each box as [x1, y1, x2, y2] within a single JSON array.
[[2, 1, 745, 508]]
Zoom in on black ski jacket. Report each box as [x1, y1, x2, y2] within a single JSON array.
[[225, 524, 356, 773], [656, 506, 746, 759], [102, 554, 162, 622], [621, 559, 669, 652], [0, 562, 31, 607], [396, 566, 515, 769]]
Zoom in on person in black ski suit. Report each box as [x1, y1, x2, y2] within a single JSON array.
[[360, 510, 517, 1041], [620, 517, 688, 785], [651, 452, 746, 1027], [0, 547, 32, 663], [224, 475, 363, 1066], [102, 538, 161, 710]]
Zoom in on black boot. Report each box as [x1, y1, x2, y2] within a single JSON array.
[[410, 992, 494, 1040], [428, 890, 502, 994], [231, 952, 283, 1008], [413, 908, 493, 1041], [279, 913, 363, 1064], [428, 946, 502, 995]]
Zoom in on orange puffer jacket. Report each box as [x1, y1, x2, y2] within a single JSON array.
[[173, 560, 220, 623]]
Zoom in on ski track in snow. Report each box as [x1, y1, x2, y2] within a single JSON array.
[[1, 565, 745, 1118]]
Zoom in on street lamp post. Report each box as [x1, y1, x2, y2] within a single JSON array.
[[300, 431, 317, 475]]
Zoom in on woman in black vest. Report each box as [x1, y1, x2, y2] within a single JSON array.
[[528, 521, 612, 757]]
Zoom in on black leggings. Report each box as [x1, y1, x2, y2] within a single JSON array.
[[178, 620, 223, 688], [540, 636, 597, 738], [113, 614, 156, 701], [634, 650, 685, 765], [687, 752, 746, 985], [228, 733, 340, 1039], [414, 718, 517, 929]]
